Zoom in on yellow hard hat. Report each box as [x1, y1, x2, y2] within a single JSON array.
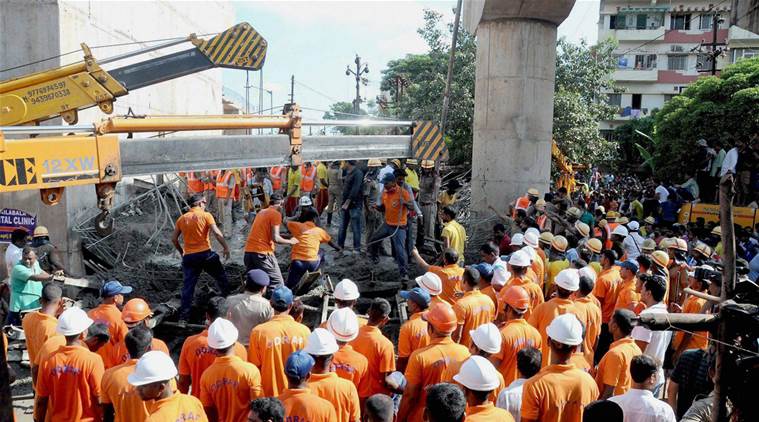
[[527, 188, 540, 197], [617, 216, 629, 224], [390, 159, 402, 167], [539, 231, 554, 245], [658, 237, 673, 250], [642, 238, 656, 252], [651, 250, 670, 268], [535, 199, 546, 211], [711, 226, 721, 236], [33, 226, 49, 238], [406, 159, 418, 165], [551, 235, 568, 253], [607, 211, 620, 220], [644, 216, 656, 225], [574, 221, 590, 238], [586, 238, 602, 254], [566, 207, 581, 219], [367, 159, 382, 168], [693, 241, 713, 258], [421, 160, 435, 169], [598, 219, 608, 228], [669, 238, 688, 252]]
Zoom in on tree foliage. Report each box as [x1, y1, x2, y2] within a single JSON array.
[[612, 115, 656, 172], [652, 57, 759, 179]]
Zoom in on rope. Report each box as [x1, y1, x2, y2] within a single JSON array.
[[662, 312, 759, 357]]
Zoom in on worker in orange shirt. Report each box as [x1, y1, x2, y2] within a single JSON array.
[[529, 268, 580, 367], [413, 271, 446, 306], [248, 286, 310, 397], [442, 323, 504, 404], [326, 307, 369, 391], [199, 318, 262, 421], [101, 327, 154, 422], [172, 193, 231, 324], [473, 263, 498, 316], [520, 314, 599, 422], [129, 351, 208, 421], [244, 193, 298, 289], [573, 272, 602, 367], [270, 166, 287, 193], [326, 278, 368, 327], [398, 287, 431, 372], [397, 301, 470, 422], [178, 297, 247, 398], [491, 286, 542, 385], [671, 268, 710, 359], [303, 328, 361, 422], [593, 249, 621, 363], [614, 261, 641, 312], [22, 283, 62, 386], [299, 162, 317, 198], [36, 307, 105, 422], [595, 309, 642, 399], [285, 207, 341, 288], [279, 350, 338, 421], [88, 280, 132, 369], [523, 233, 545, 287], [411, 247, 464, 305], [351, 298, 396, 400], [111, 299, 169, 365], [453, 356, 514, 422], [453, 267, 495, 347], [502, 250, 544, 320]]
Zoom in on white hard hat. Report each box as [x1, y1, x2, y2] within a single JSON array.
[[303, 328, 339, 356], [520, 245, 536, 261], [525, 227, 540, 238], [415, 272, 442, 296], [327, 307, 360, 342], [56, 307, 94, 336], [546, 313, 584, 346], [207, 318, 238, 350], [509, 250, 530, 267], [334, 279, 360, 301], [627, 221, 640, 231], [579, 266, 597, 283], [469, 323, 502, 354], [523, 232, 539, 248], [452, 355, 500, 391], [555, 268, 580, 292], [491, 266, 511, 288], [509, 233, 524, 246], [128, 351, 178, 386], [612, 225, 629, 237], [387, 371, 407, 390], [299, 195, 312, 206]]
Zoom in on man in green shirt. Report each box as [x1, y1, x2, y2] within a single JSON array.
[[7, 246, 58, 326]]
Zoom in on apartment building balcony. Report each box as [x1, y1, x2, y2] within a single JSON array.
[[613, 68, 658, 81], [600, 26, 665, 42]]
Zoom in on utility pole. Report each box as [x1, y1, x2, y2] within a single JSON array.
[[440, 0, 463, 134], [345, 54, 369, 115], [245, 70, 252, 135], [258, 68, 264, 134], [697, 13, 725, 75], [289, 75, 295, 104]]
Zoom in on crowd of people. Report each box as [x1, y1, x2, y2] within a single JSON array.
[[6, 155, 757, 422]]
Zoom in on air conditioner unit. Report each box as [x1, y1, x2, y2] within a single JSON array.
[[671, 45, 685, 52]]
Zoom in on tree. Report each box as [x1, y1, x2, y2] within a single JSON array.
[[612, 115, 656, 172], [652, 57, 759, 179]]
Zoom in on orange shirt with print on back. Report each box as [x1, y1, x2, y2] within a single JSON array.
[[178, 330, 247, 398], [88, 303, 129, 369], [430, 264, 464, 305], [22, 311, 58, 369], [572, 295, 602, 367], [36, 344, 105, 422], [35, 335, 65, 368], [176, 207, 215, 255], [614, 278, 640, 312], [593, 267, 621, 323], [468, 403, 515, 422], [278, 388, 337, 422], [308, 372, 361, 422], [521, 363, 599, 422], [350, 325, 396, 398], [493, 319, 542, 385], [199, 355, 262, 422], [100, 359, 150, 422], [502, 276, 544, 320], [145, 392, 208, 422], [453, 290, 495, 348], [398, 313, 430, 359], [247, 313, 310, 397], [112, 337, 169, 366], [382, 187, 412, 226], [403, 336, 471, 422], [594, 337, 642, 396], [286, 221, 331, 261], [331, 344, 369, 392], [528, 298, 578, 367], [244, 207, 282, 254]]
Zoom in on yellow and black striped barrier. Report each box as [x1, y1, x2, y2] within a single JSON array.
[[197, 22, 268, 70], [412, 121, 448, 162]]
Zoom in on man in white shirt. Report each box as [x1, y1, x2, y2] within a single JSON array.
[[496, 346, 542, 422], [719, 144, 740, 177], [609, 354, 676, 422], [4, 229, 28, 279], [654, 182, 669, 203], [631, 274, 672, 396], [623, 221, 645, 261]]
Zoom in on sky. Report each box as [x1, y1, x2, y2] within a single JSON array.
[[225, 0, 600, 121]]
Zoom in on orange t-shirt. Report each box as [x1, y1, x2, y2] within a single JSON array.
[[176, 207, 215, 255], [278, 388, 337, 422], [381, 187, 412, 226], [112, 337, 169, 367], [531, 257, 545, 289], [467, 403, 515, 422], [430, 264, 464, 305], [36, 344, 104, 422], [614, 278, 640, 312], [503, 276, 544, 320], [403, 337, 470, 422], [144, 392, 208, 422], [594, 337, 642, 396], [88, 303, 129, 369], [330, 344, 369, 392], [442, 357, 505, 404], [572, 295, 602, 367], [528, 298, 579, 367], [453, 290, 495, 348], [287, 221, 331, 261], [247, 313, 310, 397], [350, 325, 396, 398], [178, 330, 247, 398], [593, 267, 621, 323], [35, 335, 65, 367], [308, 372, 360, 422], [569, 352, 591, 372], [521, 364, 599, 422], [398, 313, 430, 358], [100, 359, 150, 422], [482, 285, 498, 316], [22, 311, 58, 368], [244, 207, 282, 254], [199, 355, 262, 422], [672, 295, 708, 350], [493, 319, 542, 385]]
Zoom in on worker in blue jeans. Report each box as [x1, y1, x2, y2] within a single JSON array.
[[171, 194, 231, 324], [368, 173, 414, 279]]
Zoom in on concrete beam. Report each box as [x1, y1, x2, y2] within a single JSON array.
[[464, 0, 576, 33]]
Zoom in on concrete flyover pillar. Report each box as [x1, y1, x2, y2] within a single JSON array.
[[465, 0, 575, 215]]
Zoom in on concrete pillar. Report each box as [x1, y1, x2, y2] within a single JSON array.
[[465, 0, 575, 214]]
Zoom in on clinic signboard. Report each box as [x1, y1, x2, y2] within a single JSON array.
[[0, 208, 36, 243]]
